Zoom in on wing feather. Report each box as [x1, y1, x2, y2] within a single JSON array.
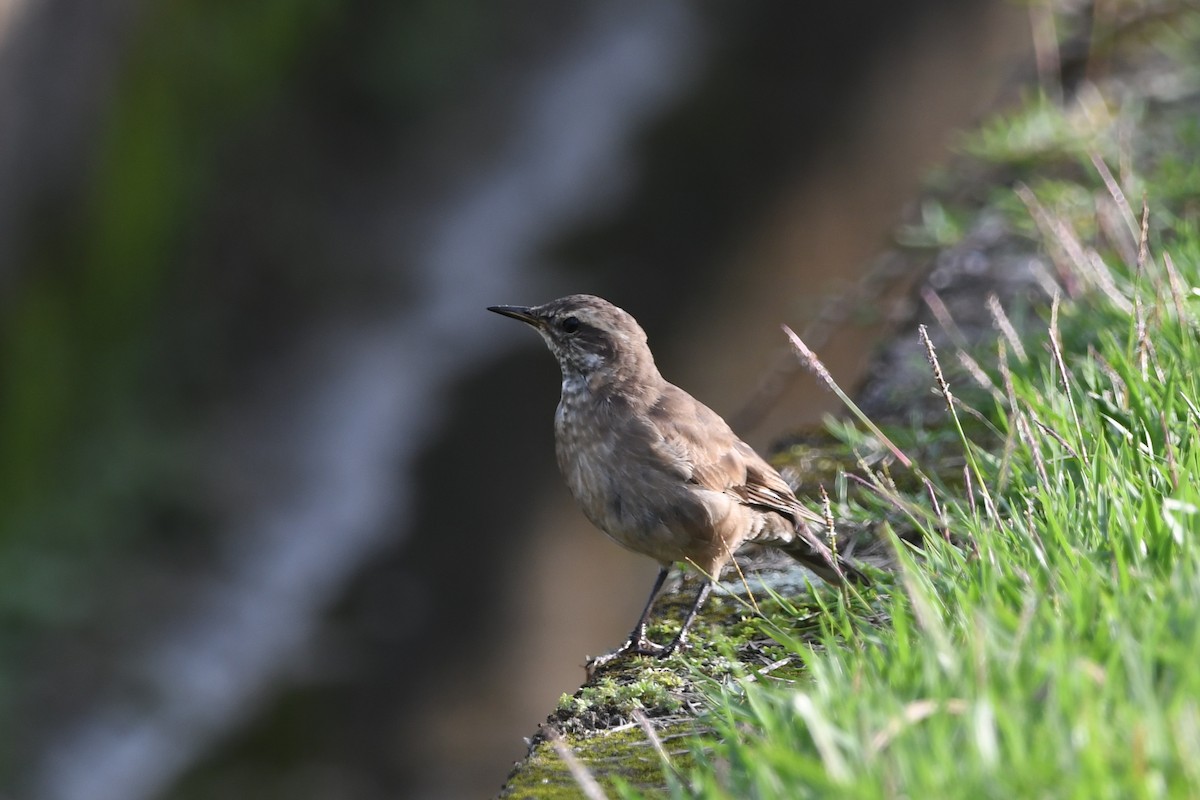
[[636, 383, 869, 583], [645, 385, 822, 526]]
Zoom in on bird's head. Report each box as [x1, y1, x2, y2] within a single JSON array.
[[488, 294, 658, 385]]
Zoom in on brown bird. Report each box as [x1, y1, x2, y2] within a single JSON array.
[[489, 294, 867, 666]]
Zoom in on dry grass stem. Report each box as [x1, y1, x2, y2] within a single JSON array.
[[1024, 496, 1050, 570], [845, 473, 935, 532], [1087, 250, 1135, 313], [922, 288, 971, 350], [725, 550, 760, 616], [1096, 197, 1140, 273], [741, 656, 797, 684], [1048, 293, 1089, 464], [919, 324, 954, 403], [957, 350, 1004, 401], [1163, 252, 1188, 323], [632, 709, 687, 786], [1136, 195, 1150, 277], [963, 463, 977, 521], [987, 295, 1028, 363], [921, 324, 997, 516], [1134, 293, 1149, 377], [1090, 346, 1128, 409], [923, 477, 950, 542], [783, 323, 835, 388], [1028, 258, 1066, 302], [1016, 185, 1074, 291], [546, 727, 610, 800], [819, 485, 839, 561], [1015, 183, 1100, 298], [996, 341, 1020, 490], [1090, 151, 1138, 238], [868, 698, 970, 757], [1016, 410, 1050, 488], [981, 481, 998, 522], [1144, 332, 1165, 383], [1049, 216, 1091, 293], [783, 324, 913, 469], [1030, 413, 1082, 461]]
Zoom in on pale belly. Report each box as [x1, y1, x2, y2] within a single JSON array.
[[553, 399, 715, 565]]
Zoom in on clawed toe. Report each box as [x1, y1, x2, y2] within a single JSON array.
[[629, 636, 666, 657], [585, 635, 672, 677], [660, 636, 689, 658]]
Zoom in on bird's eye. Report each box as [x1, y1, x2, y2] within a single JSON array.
[[560, 316, 580, 333]]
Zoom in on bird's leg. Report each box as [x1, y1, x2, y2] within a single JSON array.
[[624, 565, 672, 654], [661, 580, 713, 657], [586, 567, 670, 674]]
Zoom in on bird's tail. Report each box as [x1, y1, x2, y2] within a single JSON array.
[[784, 545, 872, 586], [782, 521, 876, 586]]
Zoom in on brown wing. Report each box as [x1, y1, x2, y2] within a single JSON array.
[[645, 384, 822, 526], [643, 384, 858, 583], [735, 446, 826, 526]]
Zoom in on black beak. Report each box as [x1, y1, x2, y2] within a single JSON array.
[[487, 305, 540, 326]]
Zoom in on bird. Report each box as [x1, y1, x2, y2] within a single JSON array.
[[488, 294, 867, 667]]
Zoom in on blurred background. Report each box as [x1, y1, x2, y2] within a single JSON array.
[[0, 1, 1032, 797]]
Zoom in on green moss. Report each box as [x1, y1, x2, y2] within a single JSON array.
[[500, 724, 695, 799], [961, 92, 1111, 168], [514, 566, 861, 795], [896, 199, 969, 248], [556, 672, 686, 718]]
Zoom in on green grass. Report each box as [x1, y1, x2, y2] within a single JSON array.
[[672, 212, 1200, 798], [610, 12, 1200, 800]]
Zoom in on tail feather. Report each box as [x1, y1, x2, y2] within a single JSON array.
[[782, 542, 872, 586], [780, 517, 894, 585]]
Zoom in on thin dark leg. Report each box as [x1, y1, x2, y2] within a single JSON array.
[[585, 566, 671, 674], [627, 565, 671, 649], [662, 580, 713, 656]]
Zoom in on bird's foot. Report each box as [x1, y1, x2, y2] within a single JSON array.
[[660, 635, 689, 659], [628, 634, 667, 657], [584, 635, 668, 678]]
